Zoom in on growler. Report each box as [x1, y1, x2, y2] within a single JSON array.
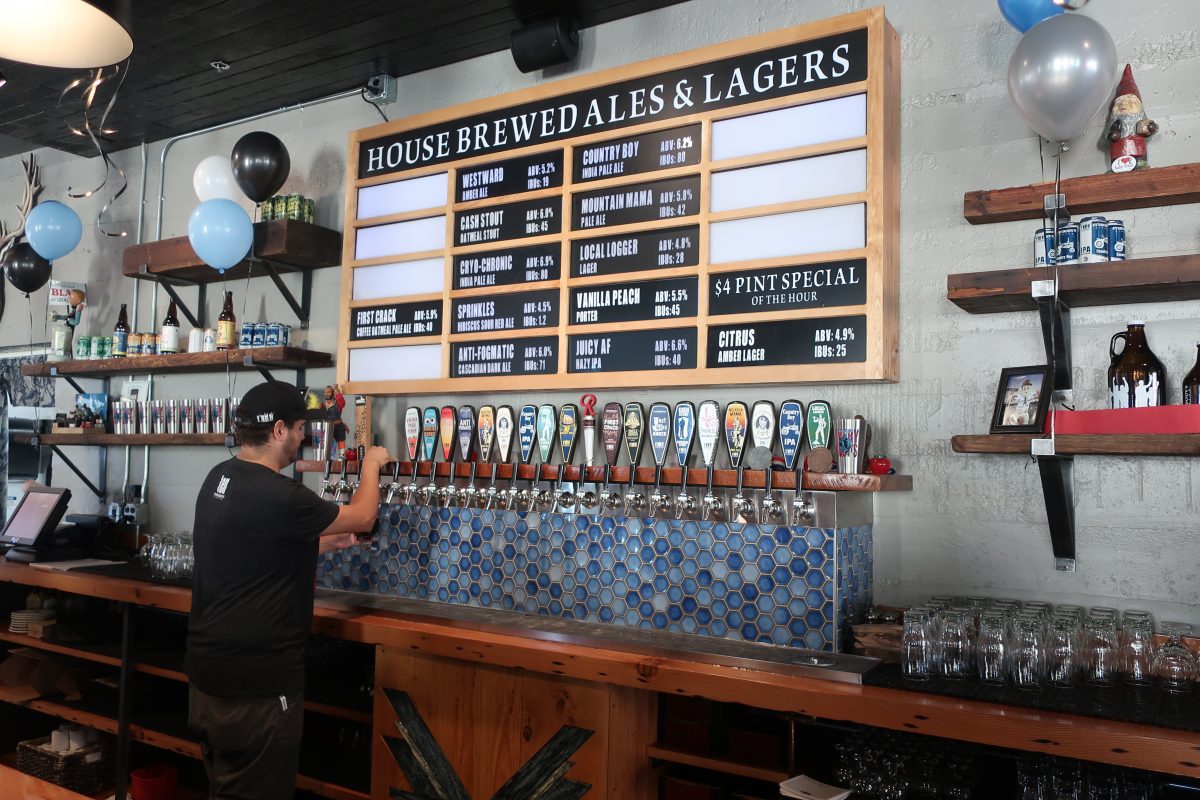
[[1184, 342, 1200, 405], [1108, 321, 1165, 408]]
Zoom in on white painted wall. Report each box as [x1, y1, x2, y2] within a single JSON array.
[[0, 0, 1197, 622]]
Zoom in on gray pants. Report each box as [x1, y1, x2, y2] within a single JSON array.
[[187, 684, 304, 800]]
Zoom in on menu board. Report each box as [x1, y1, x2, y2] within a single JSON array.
[[339, 9, 899, 392]]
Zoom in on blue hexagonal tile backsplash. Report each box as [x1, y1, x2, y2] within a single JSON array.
[[317, 506, 872, 652]]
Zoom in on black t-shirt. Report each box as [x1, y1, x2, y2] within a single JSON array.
[[184, 457, 340, 698]]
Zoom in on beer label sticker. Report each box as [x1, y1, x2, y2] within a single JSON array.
[[537, 403, 556, 463], [648, 402, 671, 468], [697, 400, 720, 468], [750, 401, 775, 452], [673, 402, 695, 468], [807, 400, 832, 450], [439, 406, 456, 461], [404, 407, 420, 461], [724, 401, 748, 468], [457, 405, 476, 462], [601, 402, 623, 467], [778, 400, 804, 470], [478, 405, 496, 461], [623, 402, 645, 468], [421, 407, 439, 462], [495, 405, 515, 463], [559, 404, 579, 465], [518, 404, 537, 464]]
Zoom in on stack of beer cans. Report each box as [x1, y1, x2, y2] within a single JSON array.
[[1035, 217, 1126, 267]]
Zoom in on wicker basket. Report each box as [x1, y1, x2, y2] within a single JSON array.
[[16, 735, 111, 795]]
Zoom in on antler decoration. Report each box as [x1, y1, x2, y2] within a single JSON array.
[[0, 156, 42, 261]]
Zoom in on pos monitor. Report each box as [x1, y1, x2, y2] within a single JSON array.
[[1, 486, 72, 561]]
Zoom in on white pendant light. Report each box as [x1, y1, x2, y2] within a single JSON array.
[[0, 0, 132, 69]]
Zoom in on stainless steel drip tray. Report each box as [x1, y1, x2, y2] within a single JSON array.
[[317, 589, 878, 685]]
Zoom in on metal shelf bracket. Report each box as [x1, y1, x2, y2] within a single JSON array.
[[255, 257, 312, 329], [1033, 292, 1076, 569], [136, 265, 207, 328]]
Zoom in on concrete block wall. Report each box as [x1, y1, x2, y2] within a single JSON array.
[[0, 0, 1196, 621]]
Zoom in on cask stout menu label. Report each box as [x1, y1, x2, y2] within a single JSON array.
[[708, 259, 867, 315], [571, 224, 698, 278], [453, 243, 560, 289], [573, 124, 701, 183], [569, 328, 697, 373], [351, 300, 442, 341], [451, 336, 558, 377], [456, 150, 563, 202], [706, 315, 867, 368], [455, 196, 561, 246], [572, 175, 701, 230], [570, 276, 697, 325], [452, 289, 559, 334]]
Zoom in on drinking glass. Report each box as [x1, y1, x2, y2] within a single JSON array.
[[938, 609, 971, 679], [1152, 622, 1197, 692], [1010, 615, 1046, 690], [976, 611, 1008, 685], [1083, 616, 1120, 685], [1120, 616, 1155, 685], [902, 608, 933, 681], [1046, 616, 1079, 687]]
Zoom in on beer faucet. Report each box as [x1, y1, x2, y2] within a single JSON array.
[[480, 405, 502, 510], [331, 456, 352, 504], [401, 407, 421, 505], [748, 402, 776, 523], [437, 406, 458, 507], [320, 454, 336, 498], [512, 405, 537, 511], [697, 400, 723, 521], [761, 461, 786, 523], [672, 402, 696, 520], [553, 404, 579, 513], [735, 448, 771, 523], [622, 402, 646, 517], [599, 402, 623, 515], [404, 456, 421, 505], [384, 460, 403, 505], [577, 395, 599, 513], [724, 402, 749, 522], [534, 404, 556, 512], [647, 402, 673, 517], [416, 406, 439, 505]]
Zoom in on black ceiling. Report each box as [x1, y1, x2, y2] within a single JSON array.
[[0, 0, 690, 159]]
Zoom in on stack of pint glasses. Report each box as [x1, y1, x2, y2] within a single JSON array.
[[900, 597, 1184, 692], [111, 396, 240, 436], [1035, 216, 1127, 267]]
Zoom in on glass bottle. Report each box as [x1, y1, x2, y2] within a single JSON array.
[[216, 291, 237, 350], [112, 303, 130, 358], [1184, 342, 1200, 404], [1108, 321, 1166, 408], [159, 300, 181, 354]]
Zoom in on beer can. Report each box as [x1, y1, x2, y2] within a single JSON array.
[[1034, 228, 1054, 267], [144, 334, 158, 356], [50, 324, 70, 361], [239, 322, 255, 349], [265, 322, 282, 347], [188, 328, 204, 353], [258, 200, 273, 222], [196, 398, 211, 434], [181, 399, 195, 435], [304, 197, 314, 224], [203, 328, 217, 352], [1079, 216, 1108, 263], [128, 332, 142, 356], [151, 400, 166, 435], [285, 193, 303, 221], [251, 322, 267, 348], [211, 397, 227, 434], [74, 336, 91, 361], [279, 324, 291, 347], [1108, 220, 1126, 261], [272, 195, 288, 220], [137, 400, 149, 434], [1055, 222, 1080, 265]]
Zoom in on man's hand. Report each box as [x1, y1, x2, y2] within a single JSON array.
[[318, 532, 358, 554], [363, 445, 390, 471]]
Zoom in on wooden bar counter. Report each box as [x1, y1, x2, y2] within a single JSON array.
[[1, 561, 1198, 799]]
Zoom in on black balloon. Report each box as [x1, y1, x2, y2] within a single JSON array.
[[230, 131, 291, 202], [3, 242, 52, 295]]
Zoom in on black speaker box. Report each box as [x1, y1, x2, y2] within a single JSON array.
[[510, 16, 579, 73]]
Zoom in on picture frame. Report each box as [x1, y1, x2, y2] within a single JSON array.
[[990, 366, 1051, 434]]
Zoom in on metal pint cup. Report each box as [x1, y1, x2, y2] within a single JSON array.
[[181, 399, 196, 434], [166, 399, 181, 434], [835, 418, 865, 474], [196, 398, 211, 434], [211, 397, 227, 434], [137, 401, 149, 434], [151, 400, 166, 434], [310, 421, 332, 462]]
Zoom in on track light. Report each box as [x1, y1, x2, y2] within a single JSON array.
[[0, 0, 133, 69]]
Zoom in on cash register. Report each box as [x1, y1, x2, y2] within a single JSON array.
[[0, 486, 84, 563]]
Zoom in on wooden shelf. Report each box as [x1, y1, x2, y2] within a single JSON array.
[[21, 346, 332, 379], [646, 742, 790, 783], [947, 255, 1200, 314], [122, 219, 342, 284], [963, 162, 1200, 225], [0, 752, 104, 799], [294, 460, 912, 492], [36, 432, 228, 446], [951, 433, 1200, 456]]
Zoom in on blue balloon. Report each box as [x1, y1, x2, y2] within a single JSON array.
[[998, 0, 1066, 32], [187, 199, 253, 273], [26, 201, 82, 261]]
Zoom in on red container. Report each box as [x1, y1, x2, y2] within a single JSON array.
[[1043, 405, 1200, 435], [130, 765, 177, 800]]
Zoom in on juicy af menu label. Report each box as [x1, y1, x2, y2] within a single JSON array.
[[451, 336, 558, 377], [568, 328, 697, 373], [570, 276, 697, 325], [453, 243, 560, 289], [350, 300, 442, 341], [571, 224, 699, 278], [709, 259, 866, 315], [707, 315, 866, 367], [572, 175, 700, 230], [455, 196, 561, 246], [573, 124, 701, 183], [452, 289, 559, 334], [456, 150, 563, 203]]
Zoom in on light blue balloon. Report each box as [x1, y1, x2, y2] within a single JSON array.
[[187, 199, 253, 273], [26, 201, 82, 261], [998, 0, 1065, 32]]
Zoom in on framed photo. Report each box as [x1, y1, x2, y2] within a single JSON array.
[[990, 366, 1050, 434]]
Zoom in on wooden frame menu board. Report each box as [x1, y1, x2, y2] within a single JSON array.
[[338, 8, 899, 394]]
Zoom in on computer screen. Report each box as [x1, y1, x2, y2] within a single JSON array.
[[0, 487, 69, 546]]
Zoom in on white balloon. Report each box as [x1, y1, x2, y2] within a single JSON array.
[[192, 155, 241, 202]]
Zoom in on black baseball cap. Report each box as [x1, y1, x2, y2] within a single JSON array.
[[235, 380, 325, 425]]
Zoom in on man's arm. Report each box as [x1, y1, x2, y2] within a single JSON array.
[[318, 445, 389, 536]]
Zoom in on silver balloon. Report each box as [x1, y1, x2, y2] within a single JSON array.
[[1007, 13, 1118, 143]]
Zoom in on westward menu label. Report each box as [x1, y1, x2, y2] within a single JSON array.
[[573, 124, 701, 183], [456, 150, 563, 202], [351, 301, 442, 341], [568, 328, 697, 373], [570, 276, 697, 325], [455, 196, 561, 246], [571, 225, 698, 278], [706, 315, 867, 367], [452, 289, 559, 334], [451, 336, 558, 377], [709, 259, 866, 315], [454, 243, 560, 289], [572, 175, 700, 230]]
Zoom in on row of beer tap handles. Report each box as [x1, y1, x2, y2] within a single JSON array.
[[319, 396, 837, 524]]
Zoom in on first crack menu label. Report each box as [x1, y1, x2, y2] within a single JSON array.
[[707, 315, 867, 367], [351, 300, 442, 341]]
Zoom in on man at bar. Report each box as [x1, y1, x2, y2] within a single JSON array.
[[184, 380, 389, 800]]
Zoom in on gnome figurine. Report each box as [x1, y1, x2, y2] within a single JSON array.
[[1107, 65, 1158, 173]]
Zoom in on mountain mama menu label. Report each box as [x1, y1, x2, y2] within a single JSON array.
[[572, 175, 701, 230]]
